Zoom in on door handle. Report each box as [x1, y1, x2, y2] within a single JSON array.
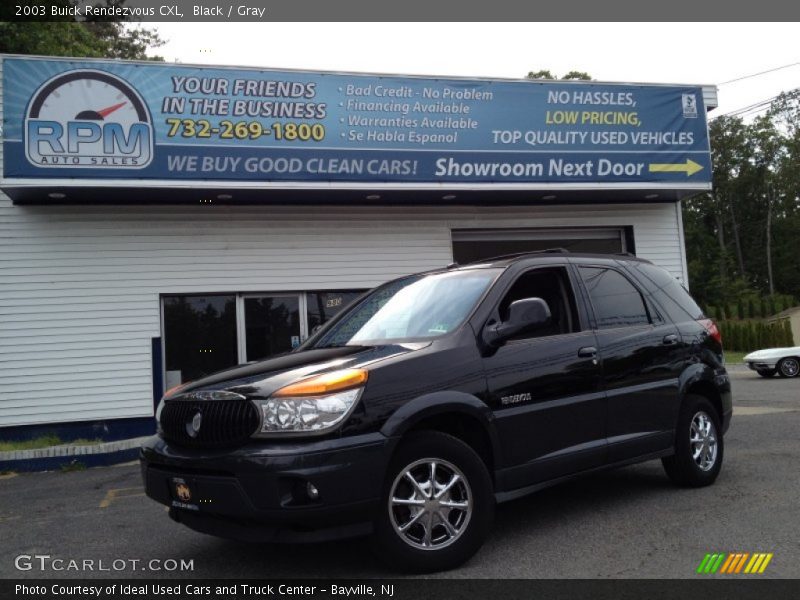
[[578, 346, 597, 358], [662, 334, 679, 346]]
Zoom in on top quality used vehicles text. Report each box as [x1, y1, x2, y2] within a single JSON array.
[[23, 4, 267, 18]]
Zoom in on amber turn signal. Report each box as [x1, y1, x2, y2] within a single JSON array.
[[163, 382, 188, 399], [273, 368, 368, 397]]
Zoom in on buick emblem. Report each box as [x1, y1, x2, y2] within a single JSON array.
[[186, 410, 202, 438]]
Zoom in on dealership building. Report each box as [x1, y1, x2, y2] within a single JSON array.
[[0, 55, 716, 439]]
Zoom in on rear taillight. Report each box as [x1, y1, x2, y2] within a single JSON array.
[[699, 318, 722, 345]]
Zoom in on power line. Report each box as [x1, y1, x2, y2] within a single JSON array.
[[711, 87, 800, 120], [718, 62, 800, 86]]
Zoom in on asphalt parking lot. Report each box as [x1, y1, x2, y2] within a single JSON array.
[[1, 368, 798, 579]]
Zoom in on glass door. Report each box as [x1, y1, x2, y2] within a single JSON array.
[[240, 294, 303, 363], [162, 294, 238, 386]]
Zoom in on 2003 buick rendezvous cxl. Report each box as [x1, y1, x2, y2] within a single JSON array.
[[141, 251, 732, 572]]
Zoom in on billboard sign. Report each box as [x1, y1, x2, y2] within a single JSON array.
[[1, 57, 712, 188]]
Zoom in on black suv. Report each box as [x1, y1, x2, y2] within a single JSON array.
[[141, 252, 732, 572]]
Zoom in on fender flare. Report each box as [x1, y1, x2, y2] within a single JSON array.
[[379, 390, 501, 466], [678, 363, 721, 399]]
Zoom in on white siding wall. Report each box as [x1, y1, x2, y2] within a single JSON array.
[[0, 197, 685, 428], [0, 60, 688, 428]]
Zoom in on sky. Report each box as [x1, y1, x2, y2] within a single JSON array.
[[153, 23, 799, 120]]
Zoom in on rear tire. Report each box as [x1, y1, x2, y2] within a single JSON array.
[[372, 431, 494, 573], [662, 394, 723, 487], [756, 369, 776, 378], [777, 357, 800, 378]]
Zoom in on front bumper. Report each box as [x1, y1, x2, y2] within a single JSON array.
[[140, 432, 396, 543], [745, 360, 777, 371]]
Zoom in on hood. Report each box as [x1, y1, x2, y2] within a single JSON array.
[[743, 347, 800, 360], [172, 343, 430, 400]]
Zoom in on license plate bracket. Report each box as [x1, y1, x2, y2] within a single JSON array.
[[169, 476, 200, 511]]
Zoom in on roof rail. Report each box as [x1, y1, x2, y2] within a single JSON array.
[[463, 248, 571, 264]]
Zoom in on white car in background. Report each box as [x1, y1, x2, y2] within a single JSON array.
[[743, 347, 800, 378]]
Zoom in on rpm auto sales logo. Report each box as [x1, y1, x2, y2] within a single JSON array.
[[24, 70, 153, 168]]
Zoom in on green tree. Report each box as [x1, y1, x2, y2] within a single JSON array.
[[526, 70, 592, 81], [726, 322, 739, 350], [527, 69, 556, 80], [684, 90, 800, 308], [561, 71, 592, 81], [0, 1, 164, 60], [745, 322, 756, 351]]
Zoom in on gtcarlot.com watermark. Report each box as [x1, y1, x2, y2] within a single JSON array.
[[14, 554, 194, 572]]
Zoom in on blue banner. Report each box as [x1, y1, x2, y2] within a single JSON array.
[[1, 57, 712, 186]]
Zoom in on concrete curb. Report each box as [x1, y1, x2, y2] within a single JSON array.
[[0, 436, 151, 472]]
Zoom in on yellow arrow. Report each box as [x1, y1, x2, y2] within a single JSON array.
[[648, 159, 704, 176]]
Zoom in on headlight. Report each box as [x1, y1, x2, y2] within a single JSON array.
[[253, 368, 367, 436]]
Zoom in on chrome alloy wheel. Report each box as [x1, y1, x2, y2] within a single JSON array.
[[780, 358, 799, 377], [388, 458, 472, 550], [690, 411, 718, 471]]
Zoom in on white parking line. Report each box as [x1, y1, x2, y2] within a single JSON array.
[[734, 406, 799, 416]]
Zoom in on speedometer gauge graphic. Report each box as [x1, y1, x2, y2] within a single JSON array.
[[25, 70, 153, 169]]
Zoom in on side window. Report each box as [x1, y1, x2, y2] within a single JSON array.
[[579, 267, 650, 329], [630, 262, 704, 324], [497, 267, 580, 340]]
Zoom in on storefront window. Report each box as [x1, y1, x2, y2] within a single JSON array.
[[162, 290, 366, 388], [163, 295, 238, 385], [306, 291, 364, 336], [244, 296, 301, 362]]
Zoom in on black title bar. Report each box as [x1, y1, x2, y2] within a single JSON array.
[[4, 579, 800, 600], [2, 0, 800, 22]]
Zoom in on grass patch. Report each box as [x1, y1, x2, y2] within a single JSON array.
[[60, 460, 87, 473], [725, 351, 747, 364], [0, 435, 61, 452], [68, 438, 103, 446], [0, 436, 103, 452]]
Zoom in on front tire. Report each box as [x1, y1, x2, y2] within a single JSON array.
[[372, 431, 494, 573], [777, 357, 800, 378], [662, 394, 723, 487], [756, 369, 776, 378]]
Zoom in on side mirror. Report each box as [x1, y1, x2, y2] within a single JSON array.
[[483, 297, 552, 347]]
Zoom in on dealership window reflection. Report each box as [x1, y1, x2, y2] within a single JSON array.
[[163, 295, 238, 385]]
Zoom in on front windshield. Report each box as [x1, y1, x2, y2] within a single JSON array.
[[312, 269, 501, 347]]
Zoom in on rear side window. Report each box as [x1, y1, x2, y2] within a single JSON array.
[[579, 267, 650, 329], [629, 263, 704, 323]]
